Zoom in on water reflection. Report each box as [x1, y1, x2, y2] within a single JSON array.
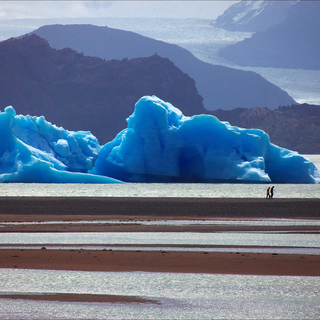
[[0, 269, 319, 319]]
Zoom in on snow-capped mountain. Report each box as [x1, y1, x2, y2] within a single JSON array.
[[218, 0, 320, 70], [214, 0, 298, 32]]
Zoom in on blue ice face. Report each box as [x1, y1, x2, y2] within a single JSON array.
[[90, 96, 320, 184], [0, 106, 121, 183], [1, 96, 319, 184]]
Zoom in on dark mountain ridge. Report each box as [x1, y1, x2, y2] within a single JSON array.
[[0, 34, 205, 143], [30, 24, 295, 110]]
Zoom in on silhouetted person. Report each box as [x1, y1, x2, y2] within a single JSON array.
[[266, 187, 270, 199], [270, 186, 274, 199]]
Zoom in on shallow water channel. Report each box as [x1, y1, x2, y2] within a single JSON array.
[[1, 218, 320, 255], [1, 228, 320, 255]]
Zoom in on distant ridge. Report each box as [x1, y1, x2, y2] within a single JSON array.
[[30, 24, 295, 110]]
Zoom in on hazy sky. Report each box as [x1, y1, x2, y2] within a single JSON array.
[[0, 1, 239, 20]]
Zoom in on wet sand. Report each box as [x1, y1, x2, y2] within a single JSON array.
[[0, 197, 319, 218], [0, 293, 158, 304], [1, 248, 319, 276]]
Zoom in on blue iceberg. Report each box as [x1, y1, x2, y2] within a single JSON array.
[[0, 106, 122, 183], [91, 96, 320, 184], [1, 96, 319, 184]]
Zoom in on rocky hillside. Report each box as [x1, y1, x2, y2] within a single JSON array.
[[0, 34, 205, 143], [218, 1, 320, 70], [30, 24, 295, 110], [212, 104, 320, 154]]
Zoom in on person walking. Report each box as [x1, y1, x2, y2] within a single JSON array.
[[266, 187, 270, 199], [270, 186, 274, 199]]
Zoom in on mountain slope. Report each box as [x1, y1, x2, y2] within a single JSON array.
[[0, 34, 205, 143], [214, 0, 298, 32], [30, 24, 295, 110], [218, 0, 320, 70]]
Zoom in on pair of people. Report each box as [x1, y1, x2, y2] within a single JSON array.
[[266, 186, 274, 199]]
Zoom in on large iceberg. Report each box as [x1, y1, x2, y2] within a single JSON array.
[[0, 106, 122, 183], [90, 96, 320, 184], [1, 96, 319, 184]]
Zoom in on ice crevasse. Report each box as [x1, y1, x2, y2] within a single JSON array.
[[0, 95, 319, 184]]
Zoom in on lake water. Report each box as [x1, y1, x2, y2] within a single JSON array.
[[1, 17, 319, 105], [1, 181, 320, 198], [0, 269, 319, 319]]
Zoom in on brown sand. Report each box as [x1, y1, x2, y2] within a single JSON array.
[[0, 293, 158, 304], [1, 248, 319, 276]]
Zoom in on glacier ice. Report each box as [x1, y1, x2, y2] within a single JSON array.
[[90, 96, 320, 184], [1, 96, 319, 184], [0, 106, 122, 183]]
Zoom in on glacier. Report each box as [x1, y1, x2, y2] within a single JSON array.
[[90, 96, 320, 184], [0, 106, 122, 183], [0, 96, 319, 184]]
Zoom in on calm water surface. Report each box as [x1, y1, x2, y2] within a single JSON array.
[[0, 182, 319, 198]]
